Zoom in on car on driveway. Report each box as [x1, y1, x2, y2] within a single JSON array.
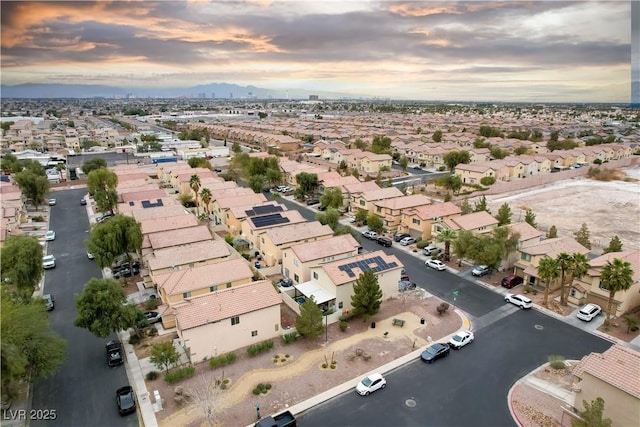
[[398, 280, 417, 292], [42, 255, 56, 269], [425, 259, 446, 271], [501, 275, 524, 289], [421, 343, 451, 363], [279, 278, 293, 288], [106, 341, 123, 367], [399, 236, 417, 246], [449, 330, 474, 349], [116, 386, 136, 415], [44, 230, 56, 241], [576, 303, 602, 322], [393, 233, 410, 242], [505, 293, 532, 309], [346, 215, 356, 223], [362, 230, 378, 240], [376, 236, 392, 247], [423, 245, 441, 257], [43, 293, 55, 311], [355, 372, 386, 396], [471, 265, 490, 277], [143, 311, 162, 324], [306, 198, 320, 206]]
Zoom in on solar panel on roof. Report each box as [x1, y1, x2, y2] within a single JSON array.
[[250, 213, 290, 228], [337, 255, 397, 278], [141, 199, 163, 208]]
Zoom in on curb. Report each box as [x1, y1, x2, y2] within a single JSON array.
[[507, 381, 525, 427]]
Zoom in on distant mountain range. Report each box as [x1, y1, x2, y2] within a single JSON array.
[[0, 82, 353, 100]]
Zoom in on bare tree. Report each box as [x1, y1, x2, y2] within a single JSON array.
[[185, 371, 225, 427]]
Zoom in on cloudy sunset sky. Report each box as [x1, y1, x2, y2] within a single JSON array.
[[0, 0, 634, 102]]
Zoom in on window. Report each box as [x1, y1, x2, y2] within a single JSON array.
[[359, 200, 365, 206], [293, 259, 298, 267], [413, 218, 420, 225], [520, 253, 531, 262], [313, 272, 318, 279], [251, 330, 258, 337], [183, 291, 192, 298], [274, 324, 279, 331], [376, 207, 381, 213], [209, 285, 217, 292], [231, 316, 240, 325], [226, 282, 232, 288], [338, 302, 343, 309], [294, 274, 299, 282], [261, 237, 264, 244]]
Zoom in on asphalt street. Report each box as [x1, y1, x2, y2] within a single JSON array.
[[30, 188, 137, 427]]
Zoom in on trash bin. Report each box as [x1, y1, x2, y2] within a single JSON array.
[[371, 321, 376, 329], [420, 318, 425, 325]]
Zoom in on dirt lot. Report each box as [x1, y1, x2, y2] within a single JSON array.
[[481, 165, 640, 252]]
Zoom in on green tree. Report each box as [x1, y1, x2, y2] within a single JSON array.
[[460, 199, 473, 215], [87, 167, 118, 214], [315, 208, 340, 231], [81, 157, 107, 175], [443, 150, 471, 172], [0, 235, 44, 299], [85, 214, 143, 269], [555, 252, 572, 301], [14, 170, 50, 210], [354, 138, 367, 150], [351, 270, 383, 320], [295, 296, 323, 339], [190, 174, 201, 215], [571, 397, 612, 427], [473, 195, 491, 214], [355, 208, 368, 224], [489, 146, 508, 159], [399, 156, 408, 171], [524, 210, 537, 228], [574, 223, 592, 250], [187, 157, 212, 169], [266, 168, 283, 188], [149, 341, 181, 373], [600, 258, 634, 325], [231, 142, 242, 154], [1, 291, 66, 402], [538, 257, 560, 307], [432, 130, 442, 142], [320, 187, 343, 209], [480, 176, 496, 186], [295, 172, 318, 198], [435, 229, 457, 261], [495, 203, 512, 226], [439, 174, 462, 195], [603, 236, 623, 254], [199, 188, 212, 216], [370, 135, 392, 154], [0, 153, 21, 174], [366, 214, 383, 233], [248, 174, 265, 193], [561, 253, 590, 305], [74, 278, 140, 338], [547, 225, 558, 238]]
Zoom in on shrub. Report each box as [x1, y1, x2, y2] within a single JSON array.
[[281, 331, 298, 344], [165, 366, 196, 384], [253, 383, 271, 395], [209, 352, 237, 369], [147, 327, 159, 337], [548, 355, 566, 370], [128, 334, 142, 345], [330, 364, 336, 369], [145, 371, 159, 381], [33, 216, 45, 222], [416, 240, 431, 249], [145, 298, 161, 310], [436, 302, 450, 315], [322, 363, 328, 368], [480, 176, 496, 186], [339, 312, 357, 322], [339, 321, 348, 331], [247, 339, 274, 357]]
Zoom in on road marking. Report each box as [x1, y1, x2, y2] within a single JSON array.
[[470, 304, 519, 332]]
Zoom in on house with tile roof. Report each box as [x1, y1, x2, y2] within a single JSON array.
[[128, 204, 189, 221], [141, 224, 213, 256], [259, 221, 334, 267], [371, 194, 432, 231], [360, 153, 393, 174], [240, 209, 307, 251], [144, 239, 232, 275], [401, 201, 462, 241], [138, 214, 199, 235], [500, 222, 546, 270], [210, 191, 267, 226], [441, 211, 499, 234], [350, 186, 403, 216], [571, 345, 640, 427], [174, 280, 282, 360], [281, 234, 361, 285], [569, 250, 640, 316], [226, 201, 284, 235], [280, 250, 403, 325], [455, 163, 500, 184]]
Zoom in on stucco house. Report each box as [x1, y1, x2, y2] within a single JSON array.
[[259, 221, 334, 267], [175, 280, 282, 361], [226, 202, 284, 235], [371, 194, 432, 231], [455, 163, 499, 184], [350, 187, 403, 215], [440, 211, 498, 234], [240, 210, 307, 252], [401, 201, 462, 240], [144, 240, 232, 276]]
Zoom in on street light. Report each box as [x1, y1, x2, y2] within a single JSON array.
[[324, 314, 328, 344]]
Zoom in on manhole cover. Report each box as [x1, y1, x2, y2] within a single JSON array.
[[405, 399, 416, 407], [534, 324, 544, 330]]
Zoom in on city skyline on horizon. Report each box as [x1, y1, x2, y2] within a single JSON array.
[[1, 1, 637, 103]]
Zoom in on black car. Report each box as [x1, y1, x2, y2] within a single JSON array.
[[420, 343, 451, 363], [393, 233, 411, 242], [376, 236, 393, 247], [279, 278, 293, 287], [116, 386, 136, 416], [306, 198, 320, 206], [106, 341, 123, 367]]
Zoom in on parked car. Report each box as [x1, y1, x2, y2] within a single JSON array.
[[306, 198, 320, 206], [44, 230, 56, 241], [421, 343, 451, 363], [355, 372, 386, 396], [576, 303, 602, 322], [42, 255, 56, 269], [87, 251, 95, 260], [143, 311, 162, 324], [106, 341, 123, 367], [80, 198, 87, 205], [255, 410, 296, 427], [279, 278, 293, 288], [393, 233, 410, 242], [362, 230, 378, 240], [501, 275, 524, 289], [254, 261, 261, 269], [346, 215, 356, 223], [471, 265, 490, 277], [449, 330, 474, 349], [400, 268, 410, 281], [43, 293, 54, 311], [96, 212, 115, 223], [425, 259, 446, 271], [116, 386, 136, 415], [399, 236, 417, 246], [376, 236, 392, 247], [505, 293, 532, 309], [423, 245, 441, 257], [398, 280, 417, 292], [48, 198, 57, 206]]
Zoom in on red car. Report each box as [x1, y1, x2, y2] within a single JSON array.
[[501, 275, 524, 289]]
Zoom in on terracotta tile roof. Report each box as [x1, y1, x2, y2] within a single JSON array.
[[175, 280, 282, 330], [155, 258, 253, 295], [146, 240, 231, 271], [216, 193, 267, 209], [342, 181, 381, 194], [289, 234, 361, 263], [147, 225, 212, 250], [265, 221, 333, 245], [139, 214, 199, 235], [444, 211, 498, 231], [374, 194, 432, 210], [228, 201, 283, 219], [129, 205, 188, 221], [508, 222, 544, 242], [246, 210, 306, 231], [573, 344, 640, 399], [520, 237, 589, 258], [120, 189, 167, 203], [406, 202, 461, 220], [586, 250, 640, 279], [360, 187, 403, 201], [317, 250, 403, 286]]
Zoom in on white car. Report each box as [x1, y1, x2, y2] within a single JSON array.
[[425, 259, 446, 271], [449, 330, 474, 349], [576, 303, 602, 322], [362, 230, 378, 240], [355, 372, 386, 396], [42, 255, 56, 269], [48, 198, 57, 206], [44, 230, 56, 241], [399, 236, 417, 246], [346, 216, 356, 223], [87, 251, 95, 260], [505, 293, 532, 309]]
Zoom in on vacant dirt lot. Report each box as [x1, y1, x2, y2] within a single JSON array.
[[482, 165, 640, 252]]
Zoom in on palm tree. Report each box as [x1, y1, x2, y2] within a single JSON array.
[[436, 229, 457, 262], [555, 252, 572, 305], [537, 257, 560, 307], [199, 187, 212, 218], [189, 174, 201, 215], [600, 258, 634, 325], [560, 253, 589, 305]]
